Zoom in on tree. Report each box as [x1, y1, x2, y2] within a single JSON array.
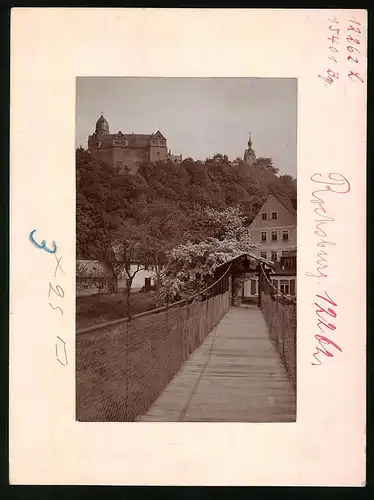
[[76, 147, 297, 307], [156, 206, 259, 304], [108, 220, 154, 308], [128, 197, 189, 287], [254, 157, 279, 175]]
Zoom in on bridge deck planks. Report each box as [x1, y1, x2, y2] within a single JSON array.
[[138, 305, 296, 422]]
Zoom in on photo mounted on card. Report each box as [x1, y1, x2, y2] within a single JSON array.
[[10, 8, 367, 486]]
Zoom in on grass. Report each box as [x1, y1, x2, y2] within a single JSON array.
[[76, 290, 157, 330]]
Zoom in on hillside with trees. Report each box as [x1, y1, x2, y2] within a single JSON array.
[[76, 148, 296, 305]]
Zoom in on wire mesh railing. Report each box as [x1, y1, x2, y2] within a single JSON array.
[[258, 264, 296, 385], [76, 265, 232, 422]]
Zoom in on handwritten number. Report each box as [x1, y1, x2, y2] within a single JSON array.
[[347, 45, 360, 53], [348, 71, 364, 83], [28, 230, 68, 367], [349, 17, 361, 26], [328, 35, 339, 44], [48, 282, 65, 299], [348, 24, 361, 34], [347, 35, 360, 45], [328, 56, 338, 63], [347, 55, 359, 63], [328, 16, 339, 24], [49, 302, 63, 315], [29, 230, 57, 254], [329, 26, 340, 35]]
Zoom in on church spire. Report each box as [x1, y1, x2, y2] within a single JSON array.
[[244, 131, 255, 166]]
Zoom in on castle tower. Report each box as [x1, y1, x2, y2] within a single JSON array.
[[95, 112, 110, 137], [244, 132, 256, 166]]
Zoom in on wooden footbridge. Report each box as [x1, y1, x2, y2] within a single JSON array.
[[76, 254, 297, 423], [138, 305, 296, 422]]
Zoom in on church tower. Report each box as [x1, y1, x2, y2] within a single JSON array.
[[243, 132, 256, 167]]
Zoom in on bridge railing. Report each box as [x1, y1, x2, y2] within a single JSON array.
[[259, 265, 296, 386], [76, 265, 232, 422]]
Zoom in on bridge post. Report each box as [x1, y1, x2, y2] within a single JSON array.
[[257, 264, 262, 308]]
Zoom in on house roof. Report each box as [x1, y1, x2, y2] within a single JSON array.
[[248, 193, 296, 230], [89, 130, 167, 149], [215, 252, 275, 270], [269, 194, 296, 217]]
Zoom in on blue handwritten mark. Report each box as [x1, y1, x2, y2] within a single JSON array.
[[29, 229, 57, 254]]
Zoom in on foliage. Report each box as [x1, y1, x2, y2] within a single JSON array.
[[155, 206, 259, 304], [76, 147, 297, 305]]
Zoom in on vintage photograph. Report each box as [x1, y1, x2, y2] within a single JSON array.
[[76, 77, 297, 422]]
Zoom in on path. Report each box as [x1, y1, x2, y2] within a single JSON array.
[[138, 305, 296, 422]]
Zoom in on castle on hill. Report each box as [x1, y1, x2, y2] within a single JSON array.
[[87, 114, 255, 171], [87, 113, 182, 173]]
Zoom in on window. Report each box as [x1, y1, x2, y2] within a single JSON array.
[[250, 279, 257, 295], [262, 212, 267, 220], [290, 279, 296, 296], [271, 251, 277, 262], [261, 232, 267, 242], [282, 230, 289, 241], [272, 211, 278, 220], [261, 252, 267, 259], [157, 152, 160, 156], [284, 258, 293, 268], [115, 160, 123, 170], [271, 231, 277, 241], [280, 279, 290, 295], [272, 279, 279, 290]]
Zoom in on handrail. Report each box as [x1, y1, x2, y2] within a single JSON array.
[[77, 263, 233, 336]]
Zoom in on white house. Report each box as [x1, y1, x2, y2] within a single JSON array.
[[243, 195, 297, 300], [76, 259, 156, 297]]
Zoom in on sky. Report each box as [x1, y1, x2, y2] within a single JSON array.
[[76, 77, 297, 177]]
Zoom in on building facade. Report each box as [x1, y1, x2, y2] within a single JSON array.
[[167, 149, 183, 164], [76, 259, 156, 297], [87, 114, 168, 173], [243, 195, 297, 299]]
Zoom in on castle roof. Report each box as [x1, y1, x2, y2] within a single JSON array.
[[95, 113, 109, 133], [89, 132, 167, 148]]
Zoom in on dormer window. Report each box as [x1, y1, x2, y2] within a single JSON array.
[[262, 213, 267, 221]]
